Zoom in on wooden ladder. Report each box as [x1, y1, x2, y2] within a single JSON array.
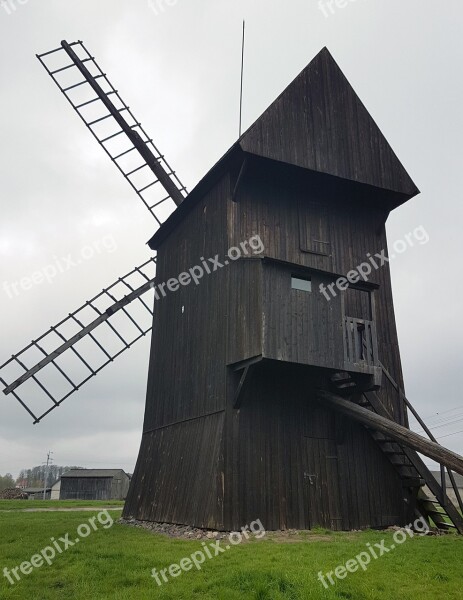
[[329, 372, 463, 534]]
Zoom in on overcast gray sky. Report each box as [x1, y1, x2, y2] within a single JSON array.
[[1, 0, 462, 478]]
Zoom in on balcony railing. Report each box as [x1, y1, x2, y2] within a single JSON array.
[[344, 317, 378, 368]]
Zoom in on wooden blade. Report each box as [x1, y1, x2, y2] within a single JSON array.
[[1, 258, 157, 423], [36, 40, 187, 225]]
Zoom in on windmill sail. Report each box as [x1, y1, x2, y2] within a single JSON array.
[[1, 41, 189, 422], [0, 259, 157, 423], [37, 40, 187, 224]]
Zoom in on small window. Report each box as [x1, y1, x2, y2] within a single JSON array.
[[291, 276, 312, 292]]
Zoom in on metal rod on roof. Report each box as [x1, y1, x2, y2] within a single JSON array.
[[239, 20, 246, 137]]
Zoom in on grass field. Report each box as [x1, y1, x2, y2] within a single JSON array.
[[0, 500, 124, 511], [0, 504, 462, 599]]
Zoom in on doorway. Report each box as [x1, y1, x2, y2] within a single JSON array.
[[303, 437, 342, 530]]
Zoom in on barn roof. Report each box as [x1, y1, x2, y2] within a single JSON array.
[[61, 469, 128, 479], [149, 47, 419, 250], [431, 471, 463, 488]]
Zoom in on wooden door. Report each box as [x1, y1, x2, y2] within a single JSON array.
[[303, 437, 342, 530]]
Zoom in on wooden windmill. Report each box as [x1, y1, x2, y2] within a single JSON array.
[[2, 41, 463, 533]]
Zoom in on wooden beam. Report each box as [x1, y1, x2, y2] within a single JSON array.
[[317, 390, 463, 477], [364, 391, 463, 533], [230, 354, 262, 372], [233, 365, 255, 409], [61, 41, 185, 207], [232, 157, 248, 202]]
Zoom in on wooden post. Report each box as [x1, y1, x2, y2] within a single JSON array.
[[317, 390, 463, 477]]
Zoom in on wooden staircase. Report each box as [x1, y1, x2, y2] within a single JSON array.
[[330, 371, 463, 534]]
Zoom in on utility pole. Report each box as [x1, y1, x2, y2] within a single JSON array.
[[43, 451, 53, 500]]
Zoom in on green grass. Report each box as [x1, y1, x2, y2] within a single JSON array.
[[0, 500, 124, 511], [0, 508, 462, 599]]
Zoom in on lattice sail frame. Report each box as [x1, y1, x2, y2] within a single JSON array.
[[1, 40, 188, 423], [0, 259, 157, 423], [37, 40, 187, 223]]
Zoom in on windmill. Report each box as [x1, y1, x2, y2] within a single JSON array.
[[2, 41, 463, 533]]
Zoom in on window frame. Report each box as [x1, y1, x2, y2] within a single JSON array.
[[291, 275, 312, 293]]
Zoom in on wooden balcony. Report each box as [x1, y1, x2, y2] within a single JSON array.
[[343, 316, 379, 371]]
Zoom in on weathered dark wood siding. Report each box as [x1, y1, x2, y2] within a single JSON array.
[[240, 47, 418, 199], [128, 412, 225, 527], [126, 161, 413, 529], [229, 164, 407, 424], [226, 258, 262, 366], [261, 261, 345, 370], [125, 174, 231, 527], [223, 362, 413, 531], [61, 474, 129, 501], [60, 478, 112, 501]]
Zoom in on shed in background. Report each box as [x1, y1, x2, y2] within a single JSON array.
[[60, 469, 130, 501]]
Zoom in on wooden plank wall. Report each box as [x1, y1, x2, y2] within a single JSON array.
[[143, 174, 231, 431], [124, 174, 231, 526], [125, 412, 225, 528], [224, 361, 413, 531], [226, 259, 262, 366], [261, 261, 345, 370], [230, 164, 407, 424], [60, 478, 112, 501], [126, 152, 413, 530]]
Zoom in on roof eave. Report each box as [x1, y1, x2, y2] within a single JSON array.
[[148, 143, 243, 251]]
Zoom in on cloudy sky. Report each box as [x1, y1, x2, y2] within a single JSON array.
[[1, 0, 462, 479]]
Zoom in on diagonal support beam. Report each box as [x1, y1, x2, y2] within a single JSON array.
[[363, 391, 463, 533], [233, 364, 255, 409], [317, 390, 463, 477]]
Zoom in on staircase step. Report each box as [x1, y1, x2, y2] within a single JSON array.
[[333, 388, 358, 398], [332, 376, 354, 384], [418, 501, 453, 526], [390, 456, 411, 466], [331, 372, 350, 381], [370, 432, 396, 443], [401, 477, 425, 487], [397, 465, 416, 473], [426, 509, 448, 517], [376, 439, 402, 449], [334, 381, 357, 389], [363, 387, 463, 534]]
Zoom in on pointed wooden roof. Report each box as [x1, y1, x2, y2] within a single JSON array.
[[239, 47, 419, 197], [149, 48, 419, 250]]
